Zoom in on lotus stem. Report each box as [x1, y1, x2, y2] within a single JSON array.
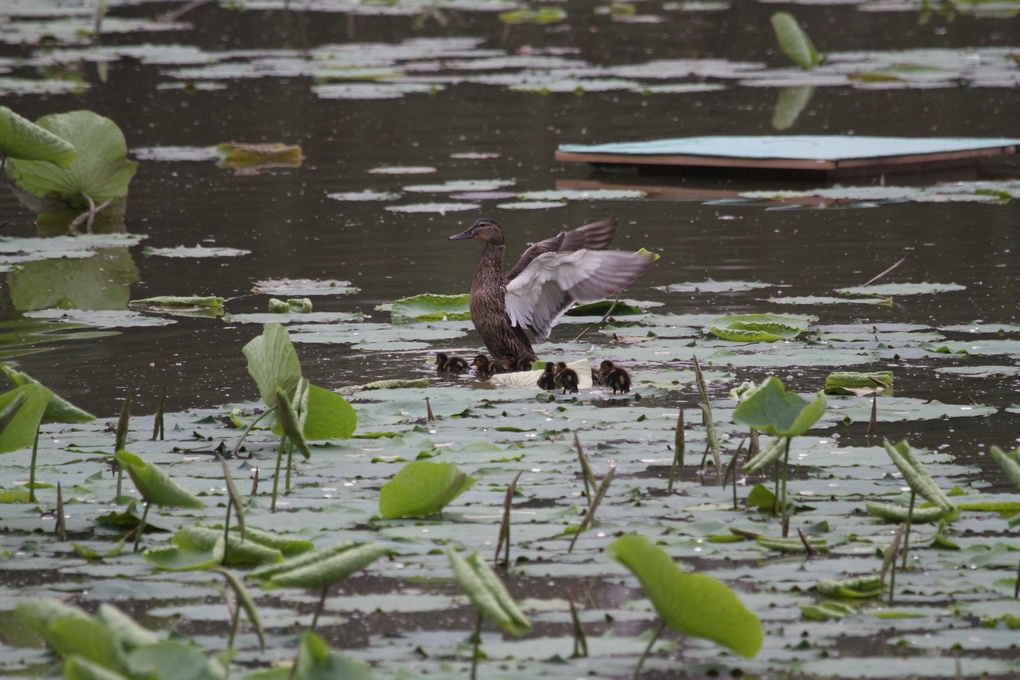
[[781, 437, 791, 537], [568, 595, 588, 657], [271, 438, 286, 513], [1014, 557, 1019, 599], [223, 497, 232, 564], [28, 428, 39, 503], [901, 490, 916, 571], [133, 502, 150, 552], [469, 612, 483, 680], [231, 406, 275, 458], [152, 384, 167, 441], [633, 620, 667, 679], [310, 586, 328, 631], [668, 407, 684, 491]]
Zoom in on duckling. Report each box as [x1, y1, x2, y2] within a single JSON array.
[[501, 356, 534, 373], [537, 362, 558, 391], [472, 354, 504, 378], [554, 362, 579, 394], [435, 352, 469, 374], [599, 360, 631, 394], [449, 217, 654, 363]]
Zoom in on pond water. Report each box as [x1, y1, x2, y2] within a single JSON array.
[[1, 1, 1019, 678]]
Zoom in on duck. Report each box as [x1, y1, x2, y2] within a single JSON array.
[[554, 362, 579, 394], [449, 217, 654, 363], [502, 356, 534, 373], [537, 362, 558, 391], [435, 352, 469, 374], [599, 360, 631, 394], [472, 354, 505, 378]]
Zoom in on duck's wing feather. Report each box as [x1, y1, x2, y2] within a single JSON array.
[[505, 217, 618, 283], [505, 249, 654, 340]]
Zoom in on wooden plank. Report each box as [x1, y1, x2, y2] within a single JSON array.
[[555, 137, 1019, 177]]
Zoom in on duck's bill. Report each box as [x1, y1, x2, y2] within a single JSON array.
[[448, 228, 474, 240]]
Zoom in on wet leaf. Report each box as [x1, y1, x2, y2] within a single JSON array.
[[607, 534, 762, 658], [386, 293, 471, 321], [143, 245, 251, 258], [883, 439, 953, 511], [0, 364, 92, 423], [6, 110, 136, 205], [771, 12, 822, 69], [837, 282, 966, 297], [0, 105, 75, 166], [250, 542, 389, 589], [732, 376, 827, 438], [448, 548, 531, 636], [378, 460, 476, 518], [294, 631, 376, 679], [708, 313, 809, 342], [113, 450, 205, 510], [0, 383, 53, 453], [243, 323, 302, 410]]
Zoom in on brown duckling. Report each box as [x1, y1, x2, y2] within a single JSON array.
[[435, 352, 469, 374], [502, 356, 534, 373], [537, 362, 558, 391], [599, 360, 631, 394], [554, 361, 579, 394], [472, 354, 505, 378], [449, 217, 654, 363]]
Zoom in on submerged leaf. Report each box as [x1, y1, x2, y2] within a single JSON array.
[[707, 313, 809, 342], [607, 534, 762, 658]]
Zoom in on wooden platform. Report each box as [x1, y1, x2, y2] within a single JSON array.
[[555, 136, 1020, 178]]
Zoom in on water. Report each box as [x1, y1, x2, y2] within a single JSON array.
[[0, 3, 1017, 418]]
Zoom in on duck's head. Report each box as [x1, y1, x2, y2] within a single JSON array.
[[435, 352, 449, 366], [472, 354, 490, 367], [449, 219, 505, 245]]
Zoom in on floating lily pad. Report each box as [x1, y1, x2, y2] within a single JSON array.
[[837, 282, 967, 296], [385, 202, 480, 214], [252, 278, 359, 297], [143, 245, 251, 258]]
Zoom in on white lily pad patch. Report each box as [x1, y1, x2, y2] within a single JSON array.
[[368, 166, 436, 175], [132, 146, 221, 162], [326, 190, 399, 202], [386, 202, 480, 214], [143, 245, 252, 258], [402, 179, 515, 193], [24, 309, 176, 329], [657, 280, 774, 294], [251, 278, 360, 297], [837, 282, 967, 297]]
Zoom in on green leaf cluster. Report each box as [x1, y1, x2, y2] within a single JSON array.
[[16, 598, 226, 680], [243, 323, 357, 443], [448, 548, 531, 636], [6, 110, 137, 204], [249, 542, 389, 589]]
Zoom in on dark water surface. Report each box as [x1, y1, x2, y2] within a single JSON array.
[[2, 1, 1017, 422]]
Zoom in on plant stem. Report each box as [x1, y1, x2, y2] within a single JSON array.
[[271, 438, 286, 513], [633, 620, 667, 680], [231, 406, 275, 458], [310, 586, 328, 631], [668, 407, 684, 492], [470, 612, 483, 680], [223, 497, 232, 564], [901, 489, 916, 571], [133, 502, 150, 553], [28, 428, 39, 503], [781, 437, 791, 538]]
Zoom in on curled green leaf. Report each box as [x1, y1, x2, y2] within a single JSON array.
[[448, 548, 530, 637]]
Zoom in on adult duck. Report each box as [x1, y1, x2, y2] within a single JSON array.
[[449, 217, 654, 363]]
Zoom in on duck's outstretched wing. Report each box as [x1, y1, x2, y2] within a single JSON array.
[[505, 217, 618, 283], [505, 249, 654, 341]]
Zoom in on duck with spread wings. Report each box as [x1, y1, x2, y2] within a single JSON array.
[[449, 217, 654, 365]]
